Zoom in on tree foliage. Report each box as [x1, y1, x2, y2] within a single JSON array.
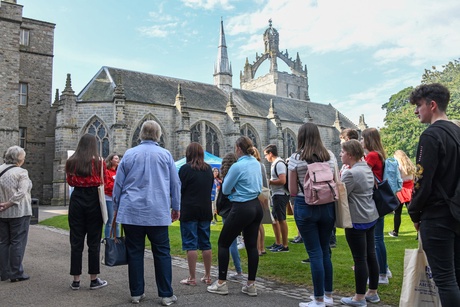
[[380, 59, 460, 160]]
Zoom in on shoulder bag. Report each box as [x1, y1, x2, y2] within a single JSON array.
[[98, 159, 108, 224], [373, 176, 399, 217], [101, 220, 128, 267]]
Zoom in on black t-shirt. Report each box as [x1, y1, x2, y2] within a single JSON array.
[[178, 163, 214, 222]]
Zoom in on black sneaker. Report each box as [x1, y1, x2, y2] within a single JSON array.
[[90, 278, 107, 290], [268, 244, 283, 251], [70, 280, 80, 290], [290, 236, 303, 244], [388, 230, 398, 237], [272, 246, 289, 252], [266, 242, 278, 249], [301, 258, 310, 264]]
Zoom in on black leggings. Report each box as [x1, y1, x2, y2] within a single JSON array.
[[345, 225, 380, 294], [217, 198, 263, 281], [393, 201, 408, 233]]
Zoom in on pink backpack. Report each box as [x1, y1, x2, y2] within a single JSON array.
[[303, 162, 338, 205]]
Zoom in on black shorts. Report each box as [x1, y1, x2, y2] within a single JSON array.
[[271, 194, 290, 221]]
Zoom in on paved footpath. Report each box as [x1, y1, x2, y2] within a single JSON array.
[[0, 207, 394, 306]]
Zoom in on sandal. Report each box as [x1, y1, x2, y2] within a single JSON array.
[[180, 277, 196, 286], [200, 276, 212, 285]]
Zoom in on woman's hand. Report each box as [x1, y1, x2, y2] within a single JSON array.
[[0, 202, 13, 212]]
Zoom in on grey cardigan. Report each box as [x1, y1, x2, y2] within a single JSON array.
[[0, 164, 32, 218], [341, 161, 379, 224]]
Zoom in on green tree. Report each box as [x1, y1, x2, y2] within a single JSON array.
[[380, 59, 460, 160]]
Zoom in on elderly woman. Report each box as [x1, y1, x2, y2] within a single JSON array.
[[0, 145, 33, 282]]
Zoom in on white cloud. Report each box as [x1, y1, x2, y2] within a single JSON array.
[[181, 0, 234, 10], [227, 0, 460, 65], [138, 23, 177, 37]]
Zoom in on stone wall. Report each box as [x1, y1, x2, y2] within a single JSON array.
[[0, 1, 55, 204]]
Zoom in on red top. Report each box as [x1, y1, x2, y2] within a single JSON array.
[[66, 159, 107, 187], [365, 151, 383, 181], [104, 167, 117, 196]]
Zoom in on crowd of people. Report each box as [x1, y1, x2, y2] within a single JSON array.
[[1, 83, 459, 306]]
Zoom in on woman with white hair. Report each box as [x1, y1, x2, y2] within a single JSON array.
[[0, 145, 33, 282]]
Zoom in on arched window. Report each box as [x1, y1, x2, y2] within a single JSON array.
[[86, 118, 109, 158], [131, 116, 165, 148], [190, 121, 220, 156], [240, 124, 258, 149], [283, 129, 296, 158]]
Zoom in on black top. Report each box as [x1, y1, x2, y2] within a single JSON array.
[[178, 163, 214, 222], [409, 120, 460, 222]]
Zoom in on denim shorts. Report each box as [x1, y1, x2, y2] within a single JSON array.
[[180, 220, 211, 251]]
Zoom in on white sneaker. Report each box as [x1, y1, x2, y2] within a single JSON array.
[[378, 275, 389, 284], [160, 295, 177, 306], [207, 281, 228, 295], [241, 283, 257, 296], [310, 295, 333, 306], [237, 236, 245, 249], [299, 300, 325, 307], [386, 267, 392, 278], [229, 273, 244, 280], [131, 294, 146, 304]]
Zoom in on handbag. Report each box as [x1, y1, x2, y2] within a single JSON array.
[[372, 176, 399, 217], [334, 165, 352, 228], [102, 224, 128, 267], [258, 186, 274, 224], [399, 233, 442, 306], [98, 159, 108, 224]]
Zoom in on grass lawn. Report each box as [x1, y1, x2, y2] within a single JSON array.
[[40, 210, 418, 306]]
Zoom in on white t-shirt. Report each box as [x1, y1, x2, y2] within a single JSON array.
[[270, 157, 288, 195]]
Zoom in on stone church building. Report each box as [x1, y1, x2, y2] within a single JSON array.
[[2, 1, 366, 206]]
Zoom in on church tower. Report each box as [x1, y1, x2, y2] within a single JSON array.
[[213, 18, 233, 93], [240, 19, 310, 101]]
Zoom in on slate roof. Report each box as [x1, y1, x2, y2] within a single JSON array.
[[78, 66, 357, 128]]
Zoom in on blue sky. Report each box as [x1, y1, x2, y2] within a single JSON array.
[[20, 0, 460, 128]]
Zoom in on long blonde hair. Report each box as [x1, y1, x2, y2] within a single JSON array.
[[394, 150, 416, 177]]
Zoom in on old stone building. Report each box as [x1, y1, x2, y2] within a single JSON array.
[[1, 0, 363, 206], [0, 0, 55, 204]]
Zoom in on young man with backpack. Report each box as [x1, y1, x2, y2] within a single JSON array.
[[409, 83, 460, 306], [264, 144, 290, 252]]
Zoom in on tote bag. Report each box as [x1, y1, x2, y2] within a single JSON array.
[[98, 159, 108, 224], [101, 225, 128, 267], [399, 234, 442, 307], [373, 177, 399, 217], [334, 165, 352, 228], [258, 187, 274, 224]]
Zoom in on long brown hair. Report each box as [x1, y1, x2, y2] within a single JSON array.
[[297, 123, 330, 162], [220, 152, 237, 178], [362, 128, 387, 161], [66, 134, 101, 176], [235, 136, 255, 156], [186, 142, 209, 171]]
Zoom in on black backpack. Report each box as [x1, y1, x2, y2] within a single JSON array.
[[274, 160, 289, 194], [435, 125, 460, 222]]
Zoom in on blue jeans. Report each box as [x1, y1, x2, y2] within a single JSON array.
[[294, 196, 335, 298], [124, 224, 173, 298], [420, 216, 460, 306], [222, 217, 242, 274], [374, 216, 387, 274], [104, 200, 119, 238]]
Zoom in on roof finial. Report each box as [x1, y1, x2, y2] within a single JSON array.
[[268, 18, 272, 28]]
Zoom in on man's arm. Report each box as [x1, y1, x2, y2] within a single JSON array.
[[408, 134, 439, 223]]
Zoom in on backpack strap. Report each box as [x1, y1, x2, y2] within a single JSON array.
[[0, 165, 17, 178]]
